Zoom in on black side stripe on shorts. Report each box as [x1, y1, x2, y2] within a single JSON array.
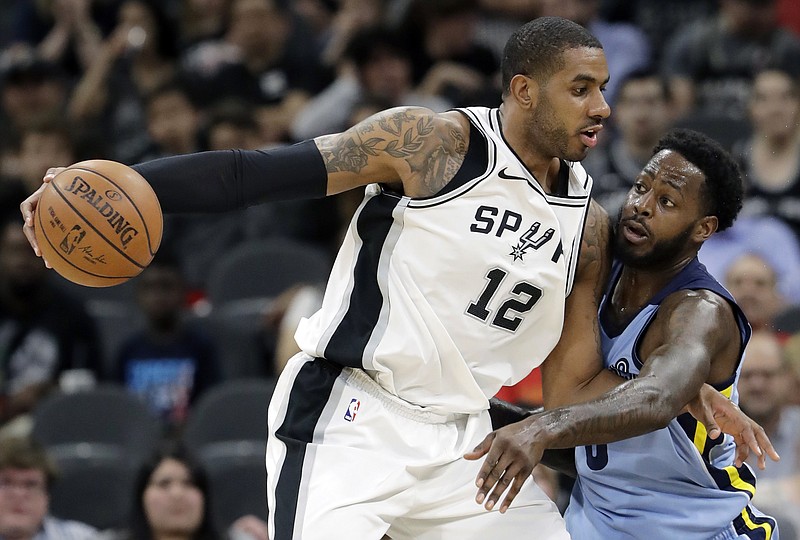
[[273, 358, 342, 540]]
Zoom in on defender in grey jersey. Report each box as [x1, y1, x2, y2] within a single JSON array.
[[21, 18, 775, 540]]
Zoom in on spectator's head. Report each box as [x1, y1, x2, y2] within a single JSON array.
[[725, 253, 785, 330], [202, 99, 262, 150], [0, 218, 47, 298], [0, 438, 58, 540], [17, 115, 78, 192], [739, 330, 789, 425], [615, 129, 743, 269], [405, 0, 481, 58], [614, 69, 674, 150], [783, 332, 800, 405], [145, 80, 201, 155], [227, 0, 290, 61], [129, 441, 218, 540], [538, 0, 601, 27], [748, 68, 800, 143], [116, 0, 179, 60], [0, 47, 68, 132], [719, 0, 778, 37], [135, 250, 186, 332], [345, 27, 415, 104]]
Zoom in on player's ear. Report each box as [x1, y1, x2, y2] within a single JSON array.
[[509, 74, 538, 110], [694, 215, 718, 242]]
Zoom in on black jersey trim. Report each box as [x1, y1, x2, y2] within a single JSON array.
[[405, 108, 497, 209], [322, 194, 400, 366]]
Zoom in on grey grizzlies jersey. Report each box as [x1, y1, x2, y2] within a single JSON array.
[[567, 259, 777, 540], [295, 107, 593, 415]]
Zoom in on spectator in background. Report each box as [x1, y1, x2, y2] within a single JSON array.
[[594, 0, 717, 64], [783, 333, 800, 408], [739, 330, 800, 479], [68, 0, 179, 164], [290, 25, 451, 141], [175, 0, 231, 51], [661, 0, 800, 121], [699, 215, 800, 306], [0, 47, 71, 154], [7, 0, 113, 80], [0, 113, 87, 225], [538, 0, 651, 106], [582, 68, 675, 216], [142, 80, 202, 159], [0, 437, 98, 540], [100, 441, 268, 540], [315, 0, 385, 69], [113, 251, 221, 433], [13, 115, 82, 194], [740, 330, 800, 538], [398, 0, 500, 107], [0, 219, 101, 438], [724, 252, 794, 336], [180, 0, 330, 144], [732, 68, 800, 240]]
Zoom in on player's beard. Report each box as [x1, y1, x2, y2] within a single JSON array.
[[614, 217, 696, 270], [528, 94, 577, 162]]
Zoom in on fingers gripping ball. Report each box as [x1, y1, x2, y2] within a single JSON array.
[[34, 160, 162, 287]]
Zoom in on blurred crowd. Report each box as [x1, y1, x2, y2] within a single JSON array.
[[1, 0, 800, 538]]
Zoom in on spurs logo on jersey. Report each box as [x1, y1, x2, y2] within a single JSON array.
[[510, 222, 556, 262], [295, 106, 593, 415]]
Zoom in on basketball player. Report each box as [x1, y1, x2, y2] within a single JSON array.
[[468, 129, 779, 538], [20, 17, 773, 540]]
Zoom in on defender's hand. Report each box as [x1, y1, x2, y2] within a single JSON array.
[[463, 417, 546, 514], [686, 385, 779, 469]]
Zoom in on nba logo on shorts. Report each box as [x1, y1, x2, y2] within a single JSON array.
[[344, 398, 360, 422]]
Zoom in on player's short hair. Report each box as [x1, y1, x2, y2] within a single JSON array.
[[652, 129, 743, 232], [501, 17, 602, 97]]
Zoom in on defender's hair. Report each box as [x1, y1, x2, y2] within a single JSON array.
[[653, 129, 744, 232], [501, 17, 602, 97]]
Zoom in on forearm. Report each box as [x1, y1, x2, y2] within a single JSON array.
[[488, 398, 576, 476], [536, 375, 677, 449], [131, 140, 328, 213]]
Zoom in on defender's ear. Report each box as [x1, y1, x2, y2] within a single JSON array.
[[695, 215, 718, 243]]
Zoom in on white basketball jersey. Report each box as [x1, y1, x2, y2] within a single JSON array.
[[295, 107, 593, 414]]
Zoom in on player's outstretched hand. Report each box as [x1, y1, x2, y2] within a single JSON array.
[[19, 167, 65, 266], [463, 416, 546, 514], [686, 384, 779, 470]]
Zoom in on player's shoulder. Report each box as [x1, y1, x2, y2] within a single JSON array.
[[658, 287, 736, 327]]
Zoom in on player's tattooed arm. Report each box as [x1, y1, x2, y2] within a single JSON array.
[[539, 199, 612, 409], [315, 107, 469, 198]]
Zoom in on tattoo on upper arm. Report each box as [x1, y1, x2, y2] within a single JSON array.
[[316, 108, 467, 196], [579, 201, 612, 301]]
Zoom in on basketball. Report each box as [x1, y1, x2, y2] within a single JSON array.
[[34, 159, 163, 287]]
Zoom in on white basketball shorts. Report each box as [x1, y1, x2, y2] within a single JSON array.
[[266, 353, 570, 540]]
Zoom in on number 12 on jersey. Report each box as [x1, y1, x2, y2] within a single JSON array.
[[466, 268, 543, 332]]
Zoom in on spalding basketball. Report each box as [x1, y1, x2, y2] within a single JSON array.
[[34, 159, 163, 287]]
